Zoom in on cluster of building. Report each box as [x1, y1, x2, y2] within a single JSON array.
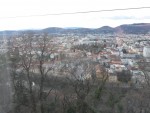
[[80, 35, 150, 87], [0, 33, 150, 87]]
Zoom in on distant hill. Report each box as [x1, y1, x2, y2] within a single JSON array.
[[95, 26, 115, 34], [43, 27, 93, 34], [116, 23, 150, 34], [43, 23, 150, 34], [0, 23, 150, 36]]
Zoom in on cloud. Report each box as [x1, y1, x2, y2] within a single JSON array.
[[142, 16, 150, 19], [102, 16, 150, 20], [108, 16, 136, 20]]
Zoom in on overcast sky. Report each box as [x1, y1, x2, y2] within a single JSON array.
[[0, 0, 150, 30]]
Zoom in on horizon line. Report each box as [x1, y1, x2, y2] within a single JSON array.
[[0, 22, 149, 31]]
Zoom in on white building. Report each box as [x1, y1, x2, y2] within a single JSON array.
[[143, 46, 150, 57]]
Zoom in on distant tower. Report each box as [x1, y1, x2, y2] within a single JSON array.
[[143, 46, 150, 57]]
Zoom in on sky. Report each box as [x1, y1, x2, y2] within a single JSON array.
[[0, 0, 150, 30]]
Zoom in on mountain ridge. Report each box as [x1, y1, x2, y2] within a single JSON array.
[[0, 23, 150, 35]]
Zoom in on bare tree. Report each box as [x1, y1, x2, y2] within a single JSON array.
[[9, 32, 55, 113]]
